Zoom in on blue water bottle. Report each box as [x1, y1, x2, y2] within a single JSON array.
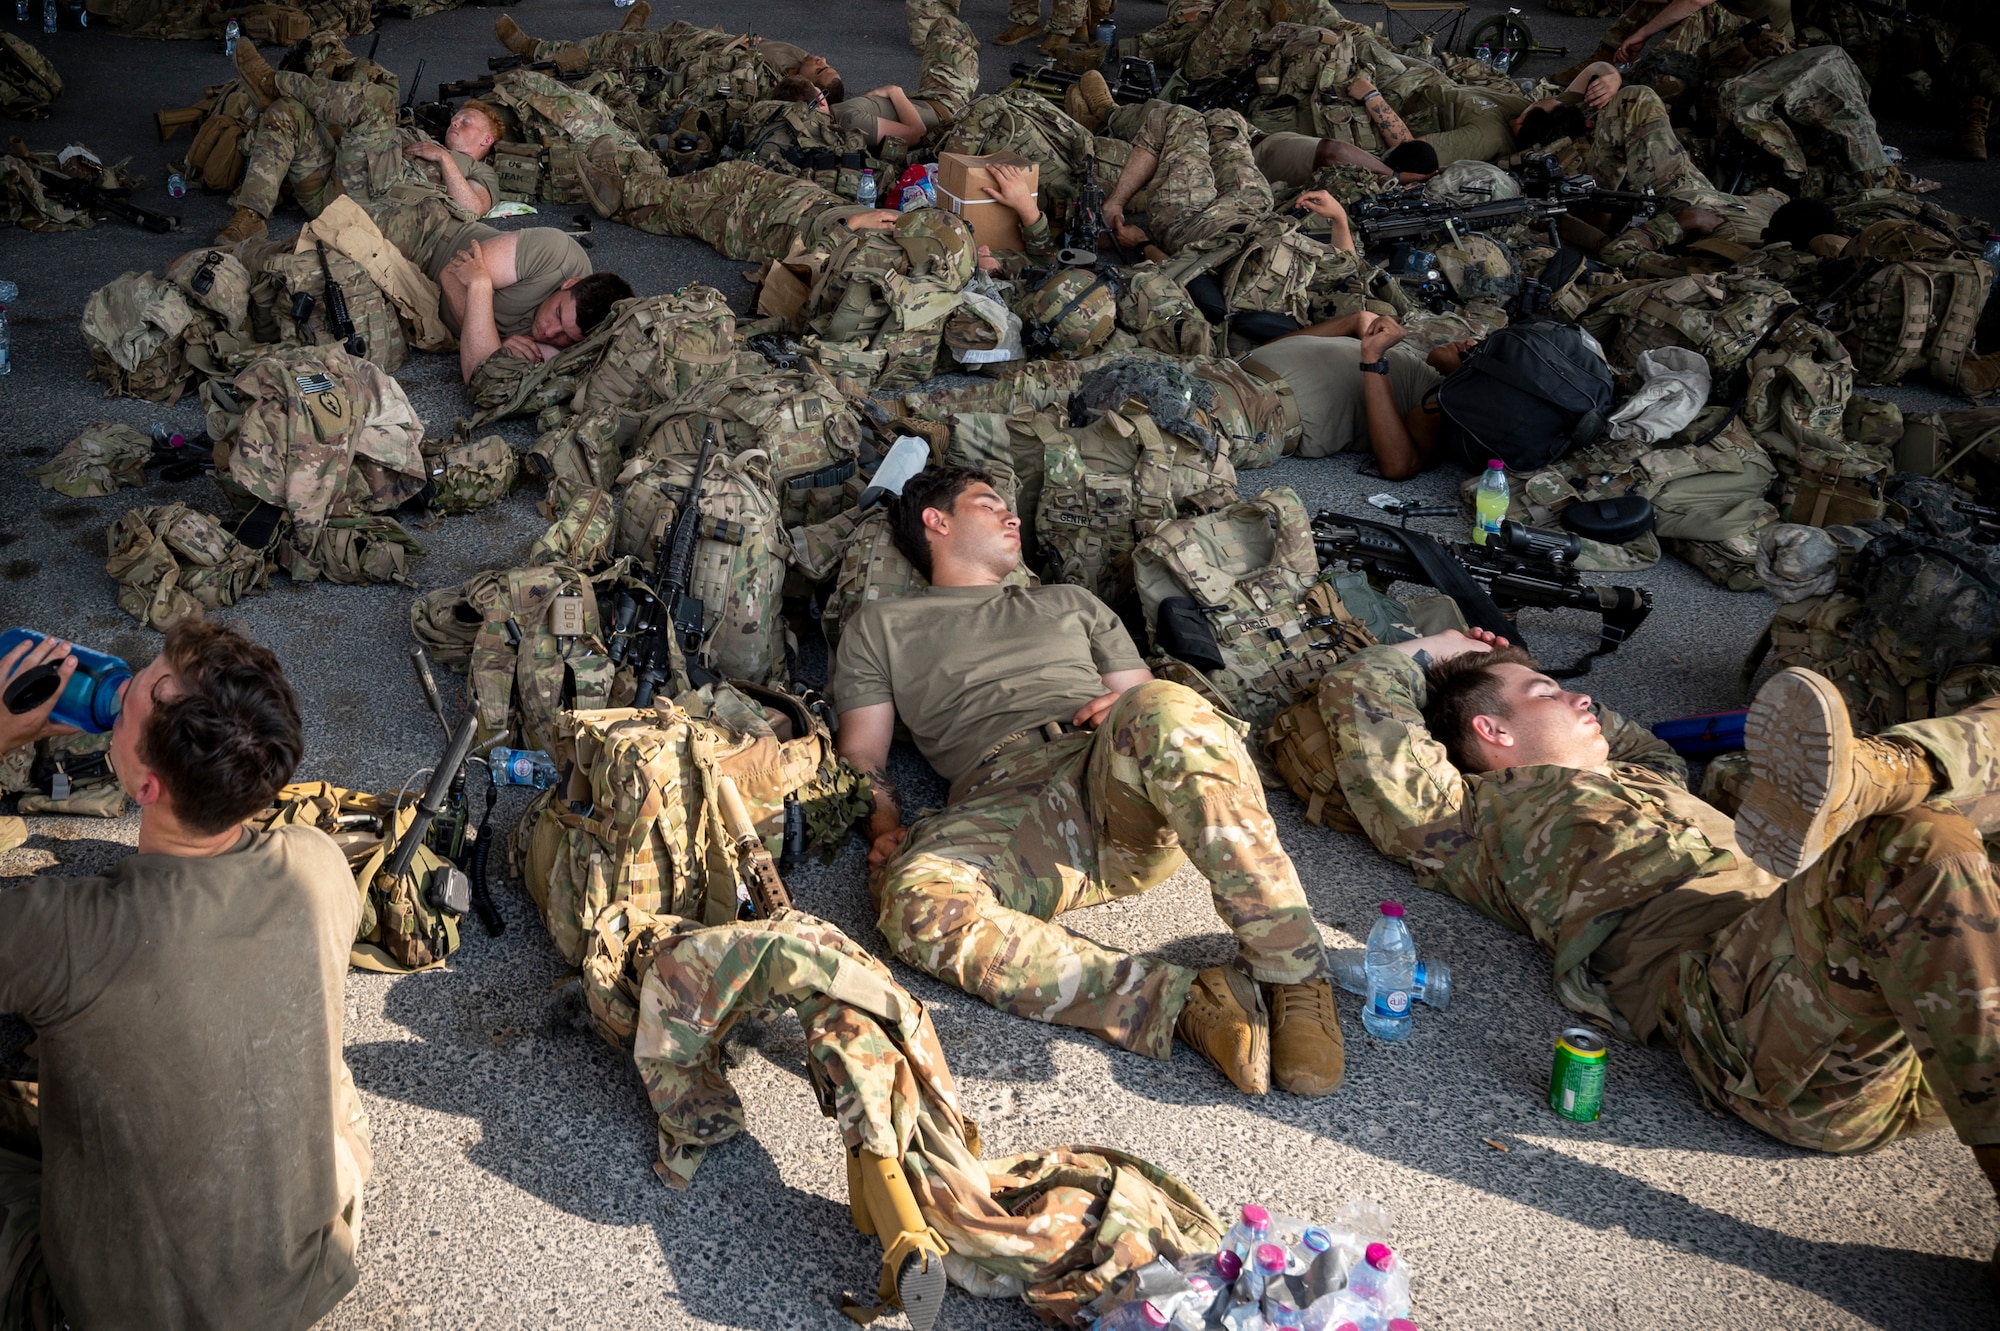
[[0, 629, 132, 733]]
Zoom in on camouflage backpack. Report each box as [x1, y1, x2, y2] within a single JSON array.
[[528, 482, 618, 573], [1832, 220, 1992, 394], [80, 271, 199, 403], [164, 245, 254, 347], [201, 344, 428, 582], [1161, 214, 1341, 325], [1115, 262, 1218, 360], [251, 783, 461, 972], [410, 561, 615, 753], [249, 241, 410, 371], [423, 431, 518, 514], [1746, 590, 2000, 732], [1580, 271, 1798, 382], [740, 99, 902, 200], [1179, 0, 1346, 82], [803, 211, 974, 390], [613, 450, 791, 687], [0, 31, 61, 119], [33, 422, 152, 497], [639, 368, 862, 527], [1036, 402, 1238, 603], [1018, 268, 1117, 361], [466, 311, 623, 428], [1132, 487, 1369, 730], [105, 502, 270, 630], [176, 79, 261, 193], [1188, 355, 1302, 469], [569, 285, 740, 417]]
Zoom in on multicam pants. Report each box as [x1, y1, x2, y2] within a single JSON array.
[[1009, 0, 1088, 39], [911, 14, 980, 128], [1594, 0, 1756, 58], [613, 159, 845, 261], [1566, 85, 1769, 243], [1108, 101, 1272, 255], [229, 96, 343, 221], [873, 680, 1325, 1059], [1718, 45, 1892, 196]]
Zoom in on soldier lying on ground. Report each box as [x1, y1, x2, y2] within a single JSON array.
[[1319, 628, 2000, 1278], [1249, 132, 1438, 198], [830, 466, 1346, 1099], [1098, 100, 1274, 256], [496, 3, 848, 101], [772, 12, 980, 147], [0, 626, 370, 1330]]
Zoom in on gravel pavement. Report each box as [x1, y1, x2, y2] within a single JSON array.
[[1, 3, 1996, 1328]]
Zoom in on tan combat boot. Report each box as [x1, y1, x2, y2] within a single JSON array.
[[1039, 25, 1086, 55], [213, 205, 267, 245], [1958, 96, 1991, 161], [1976, 1145, 2000, 1295], [1268, 977, 1344, 1097], [618, 0, 650, 31], [233, 40, 279, 107], [993, 19, 1044, 45], [575, 135, 624, 218], [494, 14, 537, 57], [1177, 964, 1271, 1095], [1064, 69, 1114, 133], [1736, 667, 1937, 879], [849, 1150, 948, 1331]]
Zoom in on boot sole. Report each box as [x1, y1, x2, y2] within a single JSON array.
[[1738, 667, 1849, 879], [896, 1252, 947, 1331]]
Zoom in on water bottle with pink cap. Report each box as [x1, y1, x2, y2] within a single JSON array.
[[1094, 1297, 1171, 1330], [1222, 1203, 1272, 1259]]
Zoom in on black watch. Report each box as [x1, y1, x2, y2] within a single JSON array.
[[1359, 358, 1390, 375]]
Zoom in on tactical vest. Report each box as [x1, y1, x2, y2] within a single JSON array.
[[1133, 487, 1369, 729], [570, 285, 740, 417], [1189, 355, 1301, 469], [639, 368, 862, 528], [250, 244, 410, 371], [804, 230, 962, 391], [1116, 262, 1219, 360], [740, 100, 903, 201], [105, 502, 270, 631], [1834, 220, 1991, 395], [1161, 214, 1340, 325]]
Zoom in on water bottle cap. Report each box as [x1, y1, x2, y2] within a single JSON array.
[[1379, 901, 1404, 918], [1301, 1226, 1332, 1253], [1187, 1275, 1212, 1293], [1141, 1300, 1169, 1326], [1486, 458, 1505, 469], [1335, 1325, 1362, 1331], [1365, 1242, 1395, 1271], [1387, 1322, 1419, 1331], [1213, 1249, 1243, 1280], [1241, 1203, 1270, 1229], [1255, 1243, 1287, 1274]]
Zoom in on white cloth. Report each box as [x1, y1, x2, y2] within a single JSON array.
[[1607, 347, 1710, 444]]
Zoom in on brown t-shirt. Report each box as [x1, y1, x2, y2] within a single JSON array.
[[1243, 335, 1441, 458], [1254, 131, 1322, 189], [832, 583, 1147, 788], [0, 825, 364, 1330], [428, 224, 594, 337], [832, 94, 939, 141], [433, 146, 502, 213]]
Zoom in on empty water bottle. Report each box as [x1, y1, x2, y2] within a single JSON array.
[[0, 278, 14, 376], [1222, 1204, 1272, 1259], [1329, 949, 1451, 1010], [1984, 234, 2000, 301], [856, 168, 877, 208], [0, 629, 131, 734], [1491, 47, 1513, 73], [42, 0, 54, 33], [613, 0, 636, 9], [487, 746, 558, 789], [1096, 1298, 1170, 1330], [1362, 902, 1416, 1041], [167, 171, 187, 198], [222, 16, 237, 53]]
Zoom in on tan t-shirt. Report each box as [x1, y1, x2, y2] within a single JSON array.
[[1254, 131, 1322, 189], [832, 583, 1147, 787], [427, 224, 595, 336], [1411, 85, 1533, 165], [0, 825, 364, 1331], [1244, 335, 1441, 458]]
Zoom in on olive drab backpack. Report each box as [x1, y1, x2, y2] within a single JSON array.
[[0, 31, 62, 119], [639, 368, 863, 527], [1132, 487, 1370, 731], [568, 285, 741, 418], [104, 502, 271, 631], [612, 449, 792, 687], [1831, 219, 1993, 394]]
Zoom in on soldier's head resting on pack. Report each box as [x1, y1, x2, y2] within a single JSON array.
[[533, 271, 634, 348], [887, 464, 1019, 584], [1380, 140, 1440, 183], [112, 621, 304, 840], [1419, 642, 1609, 773], [772, 72, 829, 113], [1512, 101, 1590, 151], [446, 100, 505, 162], [792, 53, 845, 105]]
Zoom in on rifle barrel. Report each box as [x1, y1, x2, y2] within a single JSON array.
[[383, 714, 480, 883]]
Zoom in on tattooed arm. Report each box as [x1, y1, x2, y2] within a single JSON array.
[[835, 701, 907, 873], [1345, 76, 1412, 151]]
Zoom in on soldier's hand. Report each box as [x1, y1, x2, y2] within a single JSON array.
[[1072, 691, 1123, 729], [1613, 34, 1646, 64], [1359, 317, 1409, 358], [865, 85, 904, 100], [1393, 628, 1506, 667], [445, 239, 495, 292], [867, 827, 908, 874], [1583, 71, 1621, 109], [404, 140, 449, 164], [1293, 190, 1345, 220], [984, 163, 1040, 222], [498, 333, 552, 362], [0, 636, 78, 757]]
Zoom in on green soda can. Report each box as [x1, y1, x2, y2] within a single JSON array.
[[1548, 1027, 1607, 1122]]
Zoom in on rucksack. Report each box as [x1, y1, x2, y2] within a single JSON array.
[[570, 285, 741, 417], [1162, 214, 1339, 325], [1433, 321, 1617, 471], [105, 502, 270, 630], [528, 482, 618, 573], [1116, 263, 1219, 360], [80, 271, 199, 404], [1579, 271, 1797, 381], [639, 368, 862, 528], [1188, 354, 1301, 469], [249, 243, 411, 371], [1832, 220, 1991, 394], [0, 31, 61, 119], [804, 214, 973, 390], [1178, 0, 1346, 82], [1132, 487, 1371, 730]]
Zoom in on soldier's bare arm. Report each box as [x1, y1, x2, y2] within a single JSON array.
[[1615, 0, 1706, 63], [835, 702, 907, 872], [867, 85, 930, 145], [1074, 667, 1156, 729], [1269, 310, 1378, 343], [1346, 76, 1413, 152], [1357, 321, 1438, 480], [1101, 144, 1159, 247], [407, 141, 493, 217], [444, 241, 505, 382]]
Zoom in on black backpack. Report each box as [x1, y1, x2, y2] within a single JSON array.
[[1433, 321, 1615, 472]]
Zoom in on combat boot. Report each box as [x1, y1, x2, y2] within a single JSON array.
[[494, 14, 537, 57], [1736, 667, 1937, 879], [1958, 96, 1991, 161], [1177, 964, 1270, 1095], [1976, 1145, 2000, 1295], [618, 0, 650, 31], [213, 205, 267, 246], [234, 40, 279, 108], [849, 1150, 948, 1331], [993, 20, 1044, 45], [1040, 25, 1088, 55], [1267, 977, 1344, 1097], [576, 136, 624, 219], [1064, 69, 1113, 133]]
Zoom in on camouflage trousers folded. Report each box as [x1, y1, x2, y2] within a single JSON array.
[[616, 159, 844, 262], [1110, 102, 1272, 255], [271, 70, 409, 204], [230, 95, 342, 220], [874, 680, 1325, 1059], [1665, 705, 2000, 1154]]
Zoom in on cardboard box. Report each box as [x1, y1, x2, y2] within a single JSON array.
[[935, 151, 1039, 255], [752, 251, 826, 324]]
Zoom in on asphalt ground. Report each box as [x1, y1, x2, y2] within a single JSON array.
[[0, 2, 1996, 1328]]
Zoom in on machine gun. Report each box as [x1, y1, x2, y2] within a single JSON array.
[[1311, 503, 1653, 678], [1352, 189, 1572, 250], [1178, 48, 1273, 114], [1007, 56, 1160, 106], [315, 241, 366, 358], [20, 161, 179, 233], [406, 645, 506, 937], [1515, 154, 1658, 222], [619, 426, 722, 706]]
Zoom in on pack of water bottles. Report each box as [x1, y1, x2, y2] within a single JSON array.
[[1091, 1199, 1416, 1330]]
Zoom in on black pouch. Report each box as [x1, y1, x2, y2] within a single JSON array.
[[1154, 596, 1226, 673]]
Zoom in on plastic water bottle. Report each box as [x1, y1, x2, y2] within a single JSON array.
[[1222, 1204, 1272, 1259], [0, 279, 14, 376], [1097, 1299, 1170, 1330], [222, 16, 237, 53], [1491, 46, 1513, 73], [487, 746, 558, 788], [1983, 234, 2000, 302], [1361, 902, 1416, 1041], [14, 0, 25, 23], [1473, 459, 1509, 547], [1329, 948, 1451, 1010], [856, 168, 877, 208], [1474, 41, 1491, 65], [167, 171, 187, 198], [69, 0, 82, 26], [613, 0, 636, 9], [42, 0, 55, 33], [0, 629, 131, 733]]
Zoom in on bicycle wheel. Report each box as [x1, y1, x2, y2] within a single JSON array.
[[1465, 12, 1533, 58]]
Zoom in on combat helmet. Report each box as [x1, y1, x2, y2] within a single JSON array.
[[1422, 160, 1521, 207], [1435, 234, 1521, 304], [1019, 268, 1115, 359], [893, 208, 978, 288]]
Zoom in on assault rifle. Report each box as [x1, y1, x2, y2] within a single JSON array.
[[398, 58, 426, 127], [315, 241, 366, 358], [1179, 49, 1273, 114], [1063, 144, 1107, 255], [625, 425, 721, 706], [1353, 190, 1572, 250], [1311, 503, 1653, 678], [1516, 154, 1658, 221], [1007, 56, 1160, 106], [406, 646, 506, 936], [21, 162, 180, 233]]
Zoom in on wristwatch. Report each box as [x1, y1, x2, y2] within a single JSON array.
[[1359, 358, 1390, 375]]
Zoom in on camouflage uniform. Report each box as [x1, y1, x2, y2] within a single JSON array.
[[1009, 0, 1087, 43], [910, 13, 980, 129], [1320, 647, 2000, 1154], [1591, 0, 1755, 60], [601, 159, 882, 262], [1566, 85, 1768, 242], [1109, 101, 1272, 255], [229, 94, 344, 221], [875, 679, 1325, 1058], [1718, 45, 1893, 196]]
